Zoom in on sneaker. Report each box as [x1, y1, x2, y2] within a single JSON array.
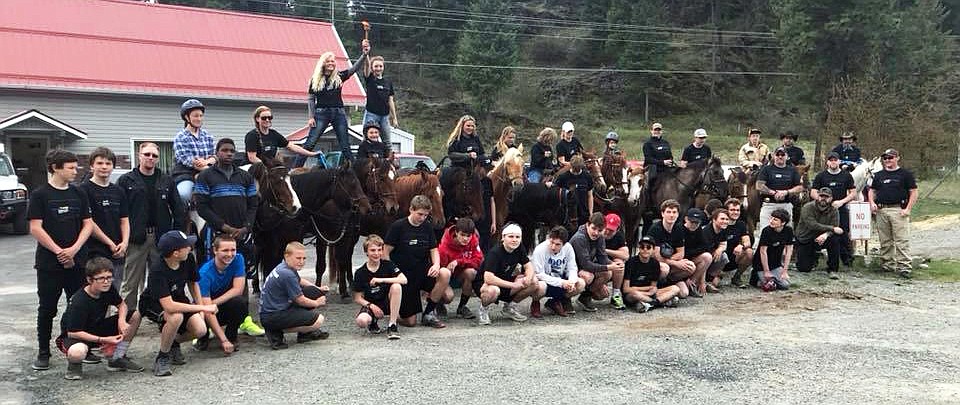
[[421, 312, 447, 328], [546, 299, 568, 317], [898, 270, 912, 279], [610, 294, 626, 310], [705, 283, 720, 293], [239, 316, 266, 337], [634, 302, 653, 313], [436, 304, 448, 319], [32, 354, 51, 371], [169, 342, 186, 365], [367, 320, 383, 335], [153, 353, 172, 377], [829, 272, 841, 280], [386, 324, 400, 340], [502, 303, 528, 322], [687, 283, 703, 298], [477, 305, 491, 325], [82, 351, 102, 364], [296, 329, 330, 343], [456, 305, 475, 319], [731, 272, 747, 288], [664, 296, 680, 308], [193, 333, 210, 351], [577, 293, 597, 312], [267, 330, 288, 350], [530, 300, 543, 319], [107, 356, 144, 373], [561, 297, 576, 314], [64, 362, 82, 380]]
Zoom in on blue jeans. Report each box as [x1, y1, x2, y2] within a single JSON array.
[[177, 180, 194, 207], [362, 110, 392, 148], [295, 107, 350, 167]]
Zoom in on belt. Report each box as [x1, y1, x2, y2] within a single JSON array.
[[146, 226, 157, 234], [878, 204, 902, 209], [762, 197, 791, 204]]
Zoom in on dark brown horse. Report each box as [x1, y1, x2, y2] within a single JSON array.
[[504, 183, 578, 253], [596, 151, 644, 251], [648, 157, 728, 215], [438, 160, 485, 226], [355, 156, 400, 235]]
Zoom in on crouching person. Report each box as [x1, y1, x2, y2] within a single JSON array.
[[354, 236, 406, 339], [531, 226, 585, 317], [623, 236, 680, 313], [138, 231, 217, 377], [751, 209, 794, 291], [259, 242, 328, 350], [477, 224, 538, 325], [570, 213, 623, 312], [59, 257, 143, 380], [194, 236, 247, 355]]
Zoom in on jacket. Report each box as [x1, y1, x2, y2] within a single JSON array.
[[569, 224, 609, 273], [795, 201, 839, 243], [194, 164, 258, 231], [438, 225, 483, 271], [117, 167, 184, 245]]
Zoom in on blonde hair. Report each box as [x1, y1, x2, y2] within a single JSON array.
[[538, 127, 556, 144], [495, 126, 516, 156], [284, 241, 306, 256], [253, 106, 270, 126], [363, 235, 385, 252], [446, 115, 476, 147], [309, 52, 342, 92]]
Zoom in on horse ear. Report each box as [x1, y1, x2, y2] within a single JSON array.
[[517, 143, 525, 155], [340, 157, 351, 170]]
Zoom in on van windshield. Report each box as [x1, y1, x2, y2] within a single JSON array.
[[0, 155, 13, 176]]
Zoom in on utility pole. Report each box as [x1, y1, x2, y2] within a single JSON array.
[[330, 0, 335, 24]]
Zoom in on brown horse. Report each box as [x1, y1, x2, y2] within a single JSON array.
[[489, 147, 526, 228], [395, 168, 446, 232], [647, 157, 728, 215], [596, 151, 644, 250], [727, 167, 760, 234]]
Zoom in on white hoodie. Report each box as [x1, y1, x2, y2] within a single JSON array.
[[532, 239, 579, 287]]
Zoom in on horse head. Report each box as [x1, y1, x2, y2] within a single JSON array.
[[450, 165, 485, 222], [627, 166, 645, 206], [249, 159, 300, 215], [355, 157, 399, 216], [582, 151, 606, 190], [601, 150, 628, 196], [493, 147, 526, 188], [334, 159, 371, 216], [704, 157, 729, 200]]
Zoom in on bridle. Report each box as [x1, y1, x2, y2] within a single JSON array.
[[301, 167, 363, 245]]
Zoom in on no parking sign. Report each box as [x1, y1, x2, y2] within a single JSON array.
[[849, 202, 871, 240]]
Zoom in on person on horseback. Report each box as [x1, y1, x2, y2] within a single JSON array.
[[642, 122, 674, 202], [737, 128, 769, 171], [604, 131, 620, 155], [356, 121, 391, 161], [172, 99, 216, 208], [831, 132, 863, 170], [528, 127, 557, 183], [244, 106, 320, 166], [778, 131, 806, 167], [490, 126, 518, 163], [443, 115, 485, 224], [555, 121, 584, 170], [555, 155, 593, 227], [679, 128, 712, 168]]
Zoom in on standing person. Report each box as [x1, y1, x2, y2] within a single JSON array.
[[778, 131, 806, 167], [438, 218, 484, 319], [555, 155, 593, 227], [362, 55, 399, 148], [28, 149, 93, 371], [679, 128, 712, 168], [555, 121, 583, 169], [194, 236, 246, 355], [383, 195, 450, 328], [737, 128, 770, 171], [138, 231, 215, 377], [811, 152, 856, 267], [623, 236, 681, 313], [356, 121, 391, 160], [722, 199, 754, 288], [171, 99, 216, 207], [259, 242, 329, 350], [642, 122, 674, 196], [602, 213, 628, 310], [868, 148, 918, 278], [751, 209, 794, 290], [756, 147, 804, 229], [569, 213, 623, 312], [118, 142, 184, 311], [530, 226, 585, 317], [476, 224, 538, 324], [79, 147, 129, 288], [490, 126, 518, 163], [353, 236, 406, 340], [58, 257, 143, 380], [831, 132, 862, 170], [295, 39, 371, 167], [528, 127, 557, 183], [796, 188, 844, 278], [193, 138, 263, 337], [646, 199, 693, 299], [244, 106, 319, 166]]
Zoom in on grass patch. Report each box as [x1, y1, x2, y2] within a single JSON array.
[[912, 260, 960, 282], [914, 175, 960, 219]]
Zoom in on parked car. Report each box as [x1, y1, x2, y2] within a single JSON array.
[[0, 144, 28, 234], [394, 153, 437, 171]]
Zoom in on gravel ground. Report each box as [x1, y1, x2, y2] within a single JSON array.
[[7, 267, 960, 405]]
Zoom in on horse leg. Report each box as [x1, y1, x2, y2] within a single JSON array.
[[326, 244, 338, 289], [336, 235, 357, 300], [315, 241, 328, 287]]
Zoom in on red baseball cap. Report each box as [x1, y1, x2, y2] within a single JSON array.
[[604, 213, 621, 231]]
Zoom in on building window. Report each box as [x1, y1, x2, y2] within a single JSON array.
[[133, 140, 175, 173]]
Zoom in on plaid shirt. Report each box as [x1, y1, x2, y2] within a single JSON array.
[[174, 128, 215, 167]]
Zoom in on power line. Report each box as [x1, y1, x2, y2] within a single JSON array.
[[385, 60, 797, 76]]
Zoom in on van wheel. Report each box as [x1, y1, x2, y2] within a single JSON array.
[[12, 210, 28, 235]]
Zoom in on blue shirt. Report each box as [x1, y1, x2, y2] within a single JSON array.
[[259, 262, 304, 314], [173, 127, 215, 167], [197, 253, 246, 298]]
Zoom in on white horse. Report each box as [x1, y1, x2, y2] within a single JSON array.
[[851, 157, 882, 201]]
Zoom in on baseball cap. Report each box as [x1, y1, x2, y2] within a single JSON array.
[[694, 128, 708, 138], [604, 213, 621, 231], [826, 151, 840, 160], [652, 122, 663, 130], [561, 121, 575, 132], [881, 148, 899, 158], [774, 146, 787, 155], [157, 230, 197, 255], [818, 187, 834, 197], [686, 208, 706, 224], [748, 128, 762, 134], [638, 236, 656, 247]]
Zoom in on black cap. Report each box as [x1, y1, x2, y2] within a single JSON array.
[[882, 148, 899, 158], [774, 146, 788, 154], [826, 151, 840, 160], [157, 230, 197, 255], [639, 235, 656, 246], [686, 208, 706, 224]]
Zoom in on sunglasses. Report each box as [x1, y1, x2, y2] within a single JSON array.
[[652, 128, 662, 131], [775, 153, 787, 156], [638, 245, 654, 250], [260, 116, 273, 121], [882, 155, 896, 160], [141, 153, 159, 158]]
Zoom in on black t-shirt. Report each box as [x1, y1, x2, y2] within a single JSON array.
[[555, 170, 593, 215], [309, 70, 352, 108], [701, 223, 728, 252], [681, 144, 712, 163], [384, 217, 437, 275], [643, 137, 673, 166], [754, 225, 794, 271], [142, 257, 200, 305], [352, 260, 401, 302], [357, 139, 390, 159], [624, 256, 660, 288], [555, 138, 583, 162], [481, 243, 529, 282], [683, 224, 709, 259], [61, 286, 122, 335], [646, 219, 685, 256], [605, 229, 626, 251], [530, 141, 555, 171], [812, 170, 855, 201], [831, 144, 861, 163], [724, 218, 751, 254], [79, 180, 129, 258], [365, 74, 395, 116], [783, 145, 805, 166], [871, 168, 917, 206], [244, 128, 289, 162], [141, 171, 159, 228], [27, 184, 92, 270], [758, 164, 800, 191]]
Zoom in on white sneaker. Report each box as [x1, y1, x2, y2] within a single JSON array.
[[502, 303, 528, 322], [478, 305, 491, 325]]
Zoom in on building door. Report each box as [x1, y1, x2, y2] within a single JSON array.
[[9, 135, 48, 191]]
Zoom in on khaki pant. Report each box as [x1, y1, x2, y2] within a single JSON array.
[[875, 207, 911, 272], [120, 231, 159, 310]]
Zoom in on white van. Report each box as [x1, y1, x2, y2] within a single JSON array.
[[0, 144, 29, 234]]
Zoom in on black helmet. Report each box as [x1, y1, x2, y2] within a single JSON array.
[[605, 131, 619, 142], [179, 99, 205, 121], [363, 120, 381, 136]]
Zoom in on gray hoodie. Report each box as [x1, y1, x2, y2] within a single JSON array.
[[569, 224, 610, 273]]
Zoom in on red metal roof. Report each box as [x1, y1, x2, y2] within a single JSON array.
[[0, 0, 365, 104]]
